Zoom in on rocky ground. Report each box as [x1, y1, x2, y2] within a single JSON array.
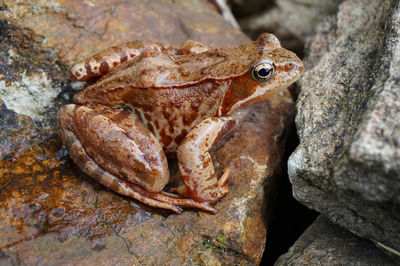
[[0, 0, 399, 265]]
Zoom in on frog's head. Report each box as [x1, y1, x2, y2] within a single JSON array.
[[220, 33, 303, 115]]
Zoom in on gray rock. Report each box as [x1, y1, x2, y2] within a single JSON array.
[[275, 216, 397, 265], [239, 0, 344, 53], [288, 0, 400, 257]]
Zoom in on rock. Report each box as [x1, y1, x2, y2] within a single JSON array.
[[238, 0, 344, 54], [0, 0, 295, 264], [288, 0, 400, 258], [275, 216, 397, 265]]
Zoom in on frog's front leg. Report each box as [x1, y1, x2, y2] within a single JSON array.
[[177, 117, 237, 203], [57, 104, 216, 214]]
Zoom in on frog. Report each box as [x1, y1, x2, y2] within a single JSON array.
[[57, 33, 303, 214]]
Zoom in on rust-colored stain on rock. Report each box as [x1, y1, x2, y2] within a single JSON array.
[[0, 136, 149, 248]]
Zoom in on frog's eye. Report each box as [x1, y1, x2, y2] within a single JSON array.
[[251, 62, 274, 82]]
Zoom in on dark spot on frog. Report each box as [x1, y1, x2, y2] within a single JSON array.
[[160, 129, 173, 147], [147, 123, 155, 135], [174, 129, 188, 145], [119, 52, 128, 63], [163, 108, 171, 119], [182, 112, 197, 126], [85, 63, 94, 76], [144, 113, 152, 122], [99, 61, 109, 74], [127, 154, 131, 158]]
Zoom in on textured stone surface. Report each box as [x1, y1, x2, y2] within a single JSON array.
[[275, 216, 397, 265], [238, 0, 344, 54], [0, 0, 295, 264], [288, 0, 400, 257]]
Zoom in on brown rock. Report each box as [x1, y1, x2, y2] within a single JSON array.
[[0, 0, 295, 264]]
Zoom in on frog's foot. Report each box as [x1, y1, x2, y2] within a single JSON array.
[[177, 117, 236, 203], [130, 185, 217, 214]]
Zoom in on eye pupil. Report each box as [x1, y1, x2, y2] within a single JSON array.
[[257, 68, 270, 77], [251, 61, 274, 82]]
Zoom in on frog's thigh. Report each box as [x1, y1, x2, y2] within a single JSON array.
[[61, 125, 188, 213], [58, 104, 169, 193], [177, 117, 236, 203], [71, 40, 164, 81]]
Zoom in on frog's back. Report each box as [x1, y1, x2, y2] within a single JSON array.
[[80, 33, 277, 90]]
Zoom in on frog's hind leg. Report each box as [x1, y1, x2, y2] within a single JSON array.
[[70, 41, 166, 81], [63, 131, 214, 214], [57, 104, 216, 214]]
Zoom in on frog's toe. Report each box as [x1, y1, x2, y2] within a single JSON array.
[[132, 185, 217, 214]]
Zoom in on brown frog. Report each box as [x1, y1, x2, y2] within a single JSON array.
[[57, 34, 303, 214]]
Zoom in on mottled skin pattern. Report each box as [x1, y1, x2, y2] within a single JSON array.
[[58, 33, 303, 214]]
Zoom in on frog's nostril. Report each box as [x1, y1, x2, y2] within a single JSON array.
[[285, 61, 303, 73], [284, 62, 296, 72]]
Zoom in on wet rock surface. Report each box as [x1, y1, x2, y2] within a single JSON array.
[[0, 0, 295, 264], [275, 216, 397, 265], [288, 0, 400, 258]]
